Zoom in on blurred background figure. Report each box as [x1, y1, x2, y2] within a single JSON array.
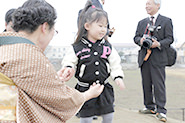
[[4, 8, 16, 32], [91, 0, 104, 9]]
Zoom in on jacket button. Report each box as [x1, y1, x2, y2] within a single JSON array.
[[95, 61, 99, 65], [94, 52, 98, 55], [96, 80, 100, 83], [95, 71, 99, 75]]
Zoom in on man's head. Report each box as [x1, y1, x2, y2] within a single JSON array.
[[4, 8, 16, 32], [146, 0, 161, 16]]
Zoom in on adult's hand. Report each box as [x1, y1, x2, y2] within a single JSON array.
[[151, 38, 160, 48], [83, 83, 104, 101]]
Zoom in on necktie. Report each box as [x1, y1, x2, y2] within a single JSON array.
[[151, 16, 154, 26]]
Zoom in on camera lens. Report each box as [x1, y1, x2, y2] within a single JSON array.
[[143, 38, 153, 49]]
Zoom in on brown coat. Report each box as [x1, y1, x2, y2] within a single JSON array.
[[0, 32, 85, 123]]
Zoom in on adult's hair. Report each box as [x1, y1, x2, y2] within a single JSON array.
[[154, 0, 161, 9], [12, 0, 57, 33], [74, 0, 108, 44], [5, 8, 16, 23]]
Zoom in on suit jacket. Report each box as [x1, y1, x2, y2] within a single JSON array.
[[134, 14, 174, 67]]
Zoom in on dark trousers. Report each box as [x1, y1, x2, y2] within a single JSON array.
[[141, 59, 167, 114]]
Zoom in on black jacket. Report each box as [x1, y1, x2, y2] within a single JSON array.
[[62, 38, 124, 85]]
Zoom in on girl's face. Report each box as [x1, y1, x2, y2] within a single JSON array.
[[85, 17, 108, 42]]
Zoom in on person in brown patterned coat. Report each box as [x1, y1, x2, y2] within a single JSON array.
[[0, 0, 104, 122]]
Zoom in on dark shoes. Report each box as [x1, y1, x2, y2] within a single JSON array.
[[156, 113, 167, 122], [139, 108, 156, 114], [93, 116, 98, 120], [139, 108, 167, 122]]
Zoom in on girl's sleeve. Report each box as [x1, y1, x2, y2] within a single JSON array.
[[61, 45, 78, 69], [108, 47, 124, 80]]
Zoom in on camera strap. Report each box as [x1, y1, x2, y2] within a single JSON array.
[[144, 49, 151, 61], [144, 23, 151, 35], [143, 23, 152, 61], [143, 16, 155, 62]]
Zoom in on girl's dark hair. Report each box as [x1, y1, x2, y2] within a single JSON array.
[[74, 0, 108, 44], [12, 0, 57, 33]]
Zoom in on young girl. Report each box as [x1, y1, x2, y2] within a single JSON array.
[[58, 1, 125, 123]]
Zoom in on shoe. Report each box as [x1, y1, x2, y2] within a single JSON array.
[[139, 108, 156, 114], [156, 113, 167, 122], [93, 116, 98, 120]]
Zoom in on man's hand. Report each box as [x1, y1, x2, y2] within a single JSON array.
[[151, 38, 160, 48], [140, 37, 145, 45], [108, 27, 115, 37]]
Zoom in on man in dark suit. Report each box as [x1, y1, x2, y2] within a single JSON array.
[[134, 0, 174, 122]]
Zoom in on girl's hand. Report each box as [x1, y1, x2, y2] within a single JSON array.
[[115, 78, 125, 90], [57, 67, 75, 82]]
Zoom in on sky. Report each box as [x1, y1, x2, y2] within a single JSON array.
[[0, 0, 185, 47]]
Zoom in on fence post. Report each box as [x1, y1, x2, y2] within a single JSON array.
[[183, 108, 184, 121]]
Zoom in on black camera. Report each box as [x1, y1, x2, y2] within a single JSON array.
[[143, 25, 157, 49], [143, 37, 153, 49]]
